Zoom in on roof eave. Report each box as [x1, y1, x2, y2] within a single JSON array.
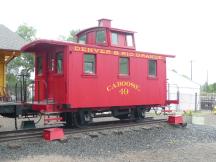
[[21, 39, 68, 52]]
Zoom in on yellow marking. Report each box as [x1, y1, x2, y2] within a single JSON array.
[[119, 88, 129, 95], [106, 81, 140, 95], [73, 46, 164, 60]]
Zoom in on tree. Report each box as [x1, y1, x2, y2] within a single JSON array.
[[59, 29, 80, 42], [6, 24, 36, 90], [67, 29, 80, 42], [208, 83, 216, 93], [201, 82, 216, 93], [16, 23, 36, 41]]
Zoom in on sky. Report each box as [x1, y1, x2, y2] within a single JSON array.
[[1, 0, 216, 84]]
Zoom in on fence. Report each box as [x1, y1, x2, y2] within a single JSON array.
[[200, 93, 216, 111], [168, 85, 200, 112]]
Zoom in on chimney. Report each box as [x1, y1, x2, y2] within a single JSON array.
[[98, 19, 112, 28]]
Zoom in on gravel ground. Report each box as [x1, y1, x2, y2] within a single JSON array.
[[1, 112, 216, 162]]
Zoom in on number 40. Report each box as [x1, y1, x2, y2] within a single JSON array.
[[119, 88, 129, 95]]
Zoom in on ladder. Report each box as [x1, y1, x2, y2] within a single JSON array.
[[42, 112, 64, 125]]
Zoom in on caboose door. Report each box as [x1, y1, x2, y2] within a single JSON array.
[[47, 53, 55, 100], [46, 50, 66, 104]]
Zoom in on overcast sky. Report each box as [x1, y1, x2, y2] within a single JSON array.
[[1, 0, 216, 84]]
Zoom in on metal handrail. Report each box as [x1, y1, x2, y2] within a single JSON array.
[[34, 79, 48, 104], [167, 83, 179, 101], [15, 79, 49, 104], [15, 81, 23, 102]]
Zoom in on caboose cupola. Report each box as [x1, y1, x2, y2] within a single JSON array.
[[76, 19, 136, 50], [98, 19, 112, 28]]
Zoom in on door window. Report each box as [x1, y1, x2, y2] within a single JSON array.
[[36, 56, 43, 75], [56, 52, 63, 73], [48, 54, 55, 72]]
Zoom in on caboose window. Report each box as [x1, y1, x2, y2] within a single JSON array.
[[48, 54, 55, 71], [84, 54, 96, 74], [96, 30, 106, 43], [148, 60, 157, 77], [78, 34, 86, 44], [119, 57, 129, 75], [126, 34, 133, 47], [111, 32, 118, 45], [57, 52, 63, 73], [36, 56, 42, 75]]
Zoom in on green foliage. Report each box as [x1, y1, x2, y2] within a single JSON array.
[[6, 24, 36, 91], [67, 29, 80, 42], [201, 82, 216, 93], [16, 23, 36, 41], [183, 110, 193, 116], [59, 29, 80, 42]]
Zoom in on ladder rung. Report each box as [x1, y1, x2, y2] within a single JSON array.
[[44, 117, 63, 121], [42, 112, 61, 115]]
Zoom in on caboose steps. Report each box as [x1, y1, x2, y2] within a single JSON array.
[[40, 112, 64, 125]]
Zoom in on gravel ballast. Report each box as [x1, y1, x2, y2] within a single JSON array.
[[1, 122, 216, 162]]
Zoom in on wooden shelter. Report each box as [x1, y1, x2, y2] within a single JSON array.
[[0, 24, 26, 99]]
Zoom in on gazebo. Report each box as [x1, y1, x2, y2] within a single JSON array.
[[0, 24, 26, 100]]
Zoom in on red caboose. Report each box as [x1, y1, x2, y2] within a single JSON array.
[[21, 19, 176, 126]]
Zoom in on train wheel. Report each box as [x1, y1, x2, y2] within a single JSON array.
[[73, 110, 93, 128], [116, 114, 130, 120], [61, 112, 74, 128], [134, 108, 146, 121]]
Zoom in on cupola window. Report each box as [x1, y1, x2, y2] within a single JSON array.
[[96, 30, 106, 43]]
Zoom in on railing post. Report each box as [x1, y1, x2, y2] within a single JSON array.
[[15, 83, 17, 102], [195, 92, 197, 112], [14, 106, 17, 130], [20, 81, 23, 102], [38, 81, 40, 103], [45, 81, 48, 104], [23, 75, 26, 102], [32, 84, 34, 103], [177, 90, 180, 101], [167, 83, 170, 100]]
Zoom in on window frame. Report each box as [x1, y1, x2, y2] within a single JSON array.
[[48, 54, 55, 72], [83, 53, 97, 76], [36, 55, 43, 76], [126, 34, 134, 47], [119, 57, 130, 76], [78, 34, 87, 44], [56, 52, 63, 74], [111, 32, 118, 45], [148, 59, 157, 78], [96, 29, 107, 45]]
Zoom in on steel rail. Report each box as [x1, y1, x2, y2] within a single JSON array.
[[0, 118, 167, 143]]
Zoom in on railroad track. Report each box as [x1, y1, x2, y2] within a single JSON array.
[[0, 118, 167, 143]]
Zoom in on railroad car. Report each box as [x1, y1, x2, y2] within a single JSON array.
[[21, 19, 177, 127]]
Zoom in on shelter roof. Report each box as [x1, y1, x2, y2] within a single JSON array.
[[0, 24, 26, 51]]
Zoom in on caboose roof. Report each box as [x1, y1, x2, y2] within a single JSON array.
[[76, 26, 135, 37], [21, 39, 175, 58], [21, 39, 69, 52]]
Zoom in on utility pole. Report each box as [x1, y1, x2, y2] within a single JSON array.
[[190, 60, 193, 80]]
